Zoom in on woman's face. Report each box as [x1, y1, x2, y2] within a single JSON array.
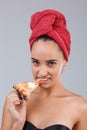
[[30, 39, 67, 88]]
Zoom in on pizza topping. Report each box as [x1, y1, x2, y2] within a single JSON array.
[[13, 80, 40, 100]]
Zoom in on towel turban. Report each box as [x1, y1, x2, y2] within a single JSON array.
[[29, 9, 71, 61]]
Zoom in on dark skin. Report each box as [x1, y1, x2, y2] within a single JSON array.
[[1, 39, 87, 130]]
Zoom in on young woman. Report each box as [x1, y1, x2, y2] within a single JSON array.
[[1, 9, 87, 130]]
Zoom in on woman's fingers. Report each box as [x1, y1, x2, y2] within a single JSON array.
[[6, 91, 27, 122]]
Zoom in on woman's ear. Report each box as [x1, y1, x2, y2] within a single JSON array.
[[63, 59, 68, 67]]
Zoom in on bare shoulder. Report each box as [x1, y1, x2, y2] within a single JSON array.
[[75, 94, 87, 114], [70, 93, 87, 130], [71, 93, 87, 109], [68, 91, 87, 111]]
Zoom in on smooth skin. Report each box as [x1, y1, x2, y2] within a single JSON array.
[[1, 39, 87, 130]]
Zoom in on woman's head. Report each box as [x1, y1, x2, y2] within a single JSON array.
[[29, 9, 71, 61], [30, 35, 67, 87]]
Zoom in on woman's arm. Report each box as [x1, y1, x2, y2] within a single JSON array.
[[73, 98, 87, 130], [1, 91, 27, 130], [1, 98, 13, 130]]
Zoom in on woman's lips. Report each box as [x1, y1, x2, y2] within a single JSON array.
[[39, 78, 49, 84]]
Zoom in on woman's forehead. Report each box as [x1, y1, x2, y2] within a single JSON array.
[[31, 40, 63, 60], [31, 39, 61, 51]]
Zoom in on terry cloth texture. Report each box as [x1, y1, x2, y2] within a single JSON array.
[[29, 9, 71, 61]]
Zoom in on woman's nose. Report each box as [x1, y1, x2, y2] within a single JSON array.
[[38, 66, 48, 77]]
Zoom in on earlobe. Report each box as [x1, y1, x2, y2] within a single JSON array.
[[63, 60, 68, 66]]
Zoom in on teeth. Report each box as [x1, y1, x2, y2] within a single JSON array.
[[39, 78, 48, 80]]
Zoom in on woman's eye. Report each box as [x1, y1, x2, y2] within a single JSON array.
[[32, 60, 39, 65], [48, 61, 56, 67]]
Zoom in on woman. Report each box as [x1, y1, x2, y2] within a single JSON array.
[[1, 9, 87, 130]]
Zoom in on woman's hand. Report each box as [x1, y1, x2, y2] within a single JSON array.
[[6, 91, 27, 129]]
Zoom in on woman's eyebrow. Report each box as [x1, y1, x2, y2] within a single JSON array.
[[31, 57, 39, 61], [31, 57, 58, 62], [46, 59, 58, 62]]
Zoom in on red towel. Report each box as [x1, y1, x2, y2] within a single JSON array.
[[29, 9, 71, 61]]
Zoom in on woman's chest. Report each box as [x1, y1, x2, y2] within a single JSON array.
[[26, 97, 77, 129]]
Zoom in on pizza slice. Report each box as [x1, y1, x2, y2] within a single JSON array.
[[13, 80, 40, 100]]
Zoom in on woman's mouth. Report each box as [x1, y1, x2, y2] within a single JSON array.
[[39, 78, 49, 84]]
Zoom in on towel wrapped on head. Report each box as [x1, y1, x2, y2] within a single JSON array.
[[29, 9, 71, 61]]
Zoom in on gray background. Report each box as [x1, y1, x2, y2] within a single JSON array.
[[0, 0, 87, 124]]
